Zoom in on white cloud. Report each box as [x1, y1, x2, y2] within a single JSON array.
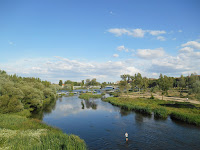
[[172, 38, 176, 40], [178, 30, 183, 32], [179, 47, 193, 53], [2, 40, 200, 82], [113, 54, 119, 58], [0, 57, 143, 83], [117, 45, 129, 52], [128, 28, 145, 37], [181, 41, 200, 49], [108, 28, 167, 38], [156, 36, 166, 41], [148, 30, 166, 36], [107, 28, 129, 36], [137, 48, 165, 59]]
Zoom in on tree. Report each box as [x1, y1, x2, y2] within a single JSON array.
[[81, 80, 84, 87], [191, 81, 200, 98], [142, 77, 149, 95], [158, 74, 173, 100], [59, 80, 63, 86], [178, 75, 186, 97], [134, 73, 143, 97], [130, 76, 135, 90], [8, 97, 24, 113]]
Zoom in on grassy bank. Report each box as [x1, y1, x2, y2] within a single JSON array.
[[79, 93, 102, 100], [103, 97, 200, 125], [0, 114, 87, 150]]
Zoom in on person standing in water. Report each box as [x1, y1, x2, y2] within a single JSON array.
[[125, 132, 128, 141]]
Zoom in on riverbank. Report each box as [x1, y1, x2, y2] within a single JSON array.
[[103, 97, 200, 126], [0, 113, 87, 150]]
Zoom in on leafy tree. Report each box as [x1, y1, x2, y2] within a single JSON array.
[[134, 73, 143, 97], [191, 81, 200, 98], [59, 80, 63, 86], [178, 75, 186, 97], [81, 80, 84, 87], [8, 97, 24, 113], [158, 74, 173, 100]]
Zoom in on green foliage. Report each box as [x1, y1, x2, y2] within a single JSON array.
[[150, 94, 155, 99], [0, 114, 87, 150], [85, 78, 100, 86], [154, 107, 168, 119], [170, 111, 200, 126], [79, 93, 102, 100], [59, 80, 63, 86], [0, 70, 58, 114], [103, 97, 200, 125]]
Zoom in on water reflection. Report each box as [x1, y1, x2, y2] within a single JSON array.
[[33, 95, 200, 150], [31, 98, 57, 120], [84, 99, 97, 110], [120, 108, 132, 116]]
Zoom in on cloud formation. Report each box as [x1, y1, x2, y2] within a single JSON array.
[[157, 36, 166, 41], [113, 54, 119, 57], [137, 48, 165, 59], [181, 41, 200, 49], [117, 45, 129, 52], [108, 28, 167, 40], [1, 40, 200, 82]]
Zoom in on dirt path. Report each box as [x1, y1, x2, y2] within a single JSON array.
[[122, 92, 200, 104]]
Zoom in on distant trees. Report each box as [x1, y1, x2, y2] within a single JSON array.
[[85, 78, 100, 87], [59, 80, 63, 86], [118, 72, 200, 100]]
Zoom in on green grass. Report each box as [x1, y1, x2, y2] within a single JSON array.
[[0, 114, 87, 150], [103, 97, 200, 125], [79, 93, 102, 100]]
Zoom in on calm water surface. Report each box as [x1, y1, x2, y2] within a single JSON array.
[[40, 95, 200, 150]]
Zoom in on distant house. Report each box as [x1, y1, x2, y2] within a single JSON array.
[[62, 84, 65, 88]]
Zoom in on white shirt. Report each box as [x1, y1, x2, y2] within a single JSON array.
[[125, 133, 128, 137]]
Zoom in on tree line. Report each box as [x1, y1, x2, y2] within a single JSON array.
[[0, 70, 60, 114], [119, 73, 200, 100]]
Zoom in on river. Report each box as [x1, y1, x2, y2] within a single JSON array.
[[36, 95, 200, 150]]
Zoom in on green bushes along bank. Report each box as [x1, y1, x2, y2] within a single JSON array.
[[103, 97, 200, 125], [79, 93, 102, 100]]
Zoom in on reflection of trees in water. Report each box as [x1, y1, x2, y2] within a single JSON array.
[[120, 108, 132, 116], [81, 100, 85, 109], [31, 99, 57, 120], [135, 113, 144, 124], [84, 100, 97, 110]]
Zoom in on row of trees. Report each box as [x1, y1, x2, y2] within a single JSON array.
[[0, 70, 60, 114], [119, 73, 200, 100], [59, 78, 100, 90]]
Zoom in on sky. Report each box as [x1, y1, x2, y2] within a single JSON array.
[[0, 0, 200, 83]]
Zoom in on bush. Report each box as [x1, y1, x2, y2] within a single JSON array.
[[154, 107, 168, 119], [150, 94, 155, 99]]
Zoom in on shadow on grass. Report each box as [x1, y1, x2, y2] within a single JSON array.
[[160, 102, 200, 109]]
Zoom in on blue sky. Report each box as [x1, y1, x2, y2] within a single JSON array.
[[0, 0, 200, 83]]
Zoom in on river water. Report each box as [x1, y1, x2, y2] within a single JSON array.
[[39, 95, 200, 150]]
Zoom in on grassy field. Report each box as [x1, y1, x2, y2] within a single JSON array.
[[0, 114, 87, 150], [103, 97, 200, 126], [79, 93, 102, 100]]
